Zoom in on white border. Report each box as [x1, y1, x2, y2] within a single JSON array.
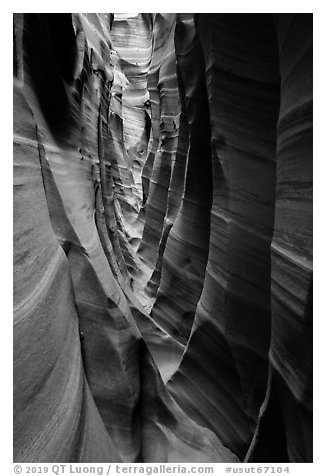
[[3, 3, 324, 471]]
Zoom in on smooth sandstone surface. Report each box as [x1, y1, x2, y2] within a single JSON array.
[[13, 13, 312, 463]]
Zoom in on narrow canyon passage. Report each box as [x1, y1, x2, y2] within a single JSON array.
[[13, 13, 312, 463]]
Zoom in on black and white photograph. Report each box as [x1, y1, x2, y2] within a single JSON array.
[[11, 4, 315, 471]]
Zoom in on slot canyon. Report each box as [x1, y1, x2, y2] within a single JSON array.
[[13, 13, 313, 463]]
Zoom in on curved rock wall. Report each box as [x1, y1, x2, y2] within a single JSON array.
[[168, 13, 281, 457], [167, 13, 312, 462], [13, 12, 313, 463], [150, 14, 213, 344]]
